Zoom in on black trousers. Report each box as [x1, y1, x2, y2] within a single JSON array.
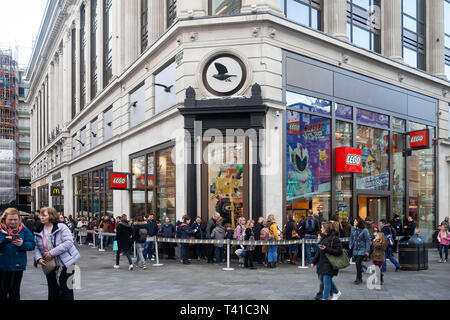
[[206, 244, 215, 262], [244, 250, 255, 268], [46, 267, 74, 301], [116, 248, 133, 265], [355, 255, 366, 281], [0, 271, 23, 301], [255, 246, 263, 263], [164, 243, 175, 258]]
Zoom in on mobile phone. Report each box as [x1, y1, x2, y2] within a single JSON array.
[[10, 234, 20, 241]]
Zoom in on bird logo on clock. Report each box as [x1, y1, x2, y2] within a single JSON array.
[[203, 54, 247, 96]]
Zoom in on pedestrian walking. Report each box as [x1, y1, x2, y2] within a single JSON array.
[[311, 222, 342, 300], [285, 213, 299, 265], [437, 225, 449, 263], [372, 232, 387, 285], [211, 218, 226, 265], [161, 216, 176, 259], [266, 214, 280, 268], [132, 215, 148, 269], [206, 213, 220, 264], [379, 219, 401, 272], [34, 207, 80, 300], [349, 217, 371, 285], [390, 214, 403, 252], [114, 214, 134, 270], [303, 209, 320, 265], [179, 216, 195, 264], [0, 208, 35, 300], [244, 220, 256, 269]]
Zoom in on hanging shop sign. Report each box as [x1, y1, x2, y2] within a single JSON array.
[[408, 129, 431, 150], [110, 172, 129, 190], [335, 147, 362, 173]]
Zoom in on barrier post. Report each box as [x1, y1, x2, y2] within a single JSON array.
[[99, 230, 105, 252], [92, 231, 97, 248], [133, 242, 137, 259], [298, 239, 308, 269], [78, 231, 82, 245], [152, 236, 163, 267], [223, 239, 234, 271]]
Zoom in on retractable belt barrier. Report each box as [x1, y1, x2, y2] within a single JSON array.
[[74, 228, 403, 271]]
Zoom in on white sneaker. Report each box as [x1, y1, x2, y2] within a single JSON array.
[[113, 265, 120, 269], [331, 291, 342, 300], [151, 258, 155, 261], [128, 264, 134, 271], [143, 265, 147, 270]]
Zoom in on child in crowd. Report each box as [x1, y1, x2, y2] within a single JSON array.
[[437, 225, 449, 263], [371, 232, 387, 285], [211, 218, 226, 264], [225, 224, 234, 240]]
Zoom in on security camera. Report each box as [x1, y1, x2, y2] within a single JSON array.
[[273, 110, 280, 117], [251, 4, 257, 12]]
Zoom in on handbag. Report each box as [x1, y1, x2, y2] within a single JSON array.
[[41, 257, 59, 275], [325, 237, 350, 270], [113, 240, 118, 251]]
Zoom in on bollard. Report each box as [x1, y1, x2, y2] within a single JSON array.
[[133, 242, 137, 259], [153, 237, 163, 267], [92, 230, 97, 248], [298, 239, 308, 269], [99, 230, 105, 252], [223, 239, 234, 271]]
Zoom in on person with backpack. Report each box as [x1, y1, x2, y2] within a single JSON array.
[[179, 216, 195, 265], [285, 213, 299, 265], [437, 224, 449, 263], [379, 219, 401, 272], [349, 217, 371, 285], [131, 215, 148, 270], [311, 222, 343, 300], [266, 215, 280, 268], [211, 218, 226, 264], [114, 215, 133, 270], [303, 210, 320, 265]]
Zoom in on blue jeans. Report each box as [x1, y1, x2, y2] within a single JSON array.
[[439, 244, 449, 260], [289, 244, 298, 253], [143, 241, 154, 260], [103, 236, 109, 248], [268, 240, 278, 263], [304, 235, 318, 264], [180, 243, 185, 261], [215, 247, 223, 263], [195, 244, 205, 258], [322, 274, 339, 300], [381, 247, 400, 272]]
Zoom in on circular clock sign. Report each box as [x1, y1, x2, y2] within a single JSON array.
[[202, 54, 247, 96]]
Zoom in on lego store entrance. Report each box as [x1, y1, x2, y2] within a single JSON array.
[[357, 195, 388, 226]]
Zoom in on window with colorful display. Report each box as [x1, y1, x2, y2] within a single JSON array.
[[286, 95, 331, 221]]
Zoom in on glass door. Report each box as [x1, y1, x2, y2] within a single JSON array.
[[357, 195, 388, 227]]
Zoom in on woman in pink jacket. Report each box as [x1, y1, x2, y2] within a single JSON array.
[[437, 225, 449, 263]]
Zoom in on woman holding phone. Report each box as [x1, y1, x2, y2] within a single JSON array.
[[0, 208, 35, 300], [34, 207, 80, 300]]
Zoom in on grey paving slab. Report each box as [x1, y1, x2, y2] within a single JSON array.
[[18, 245, 450, 300]]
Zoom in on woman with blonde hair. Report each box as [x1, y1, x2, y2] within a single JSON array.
[[0, 208, 35, 300], [244, 220, 257, 269], [266, 214, 280, 268], [34, 207, 80, 300]]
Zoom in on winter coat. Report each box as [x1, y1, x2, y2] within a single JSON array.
[[192, 221, 207, 240], [404, 221, 416, 236], [161, 222, 176, 238], [285, 220, 297, 240], [312, 231, 343, 276], [269, 223, 280, 241], [233, 224, 246, 240], [244, 227, 256, 251], [100, 220, 113, 233], [116, 221, 133, 251], [365, 220, 376, 239], [211, 226, 226, 248], [254, 222, 263, 241], [205, 218, 216, 239], [34, 223, 80, 268], [437, 230, 450, 246], [179, 223, 194, 239], [132, 221, 148, 243], [341, 221, 352, 238], [146, 220, 158, 237], [25, 219, 36, 233], [0, 225, 35, 271], [349, 227, 371, 256], [391, 218, 403, 236], [371, 237, 387, 262]]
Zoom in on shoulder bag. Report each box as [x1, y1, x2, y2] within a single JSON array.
[[325, 237, 350, 270]]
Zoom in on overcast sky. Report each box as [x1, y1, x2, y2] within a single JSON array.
[[0, 0, 48, 68]]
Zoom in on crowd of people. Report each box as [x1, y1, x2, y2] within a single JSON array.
[[2, 205, 449, 301]]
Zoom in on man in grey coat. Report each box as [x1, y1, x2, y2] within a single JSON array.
[[206, 213, 220, 264]]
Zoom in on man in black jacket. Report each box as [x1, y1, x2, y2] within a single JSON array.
[[390, 214, 403, 252], [304, 210, 320, 265], [144, 214, 158, 261], [379, 219, 401, 272], [205, 213, 220, 263], [403, 216, 416, 236]]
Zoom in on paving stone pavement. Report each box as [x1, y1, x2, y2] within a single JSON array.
[[20, 244, 450, 300]]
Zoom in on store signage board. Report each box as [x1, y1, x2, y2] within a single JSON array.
[[110, 172, 129, 190], [408, 129, 430, 150], [335, 147, 362, 173]]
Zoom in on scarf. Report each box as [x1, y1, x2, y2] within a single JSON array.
[[0, 223, 24, 236]]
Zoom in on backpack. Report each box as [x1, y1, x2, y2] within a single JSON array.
[[260, 227, 271, 241], [304, 217, 316, 234], [138, 227, 148, 243]]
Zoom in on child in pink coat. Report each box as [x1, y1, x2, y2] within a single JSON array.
[[437, 225, 449, 263]]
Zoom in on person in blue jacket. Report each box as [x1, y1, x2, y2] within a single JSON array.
[[0, 208, 36, 300], [349, 217, 371, 285], [144, 214, 159, 261], [179, 216, 195, 264]]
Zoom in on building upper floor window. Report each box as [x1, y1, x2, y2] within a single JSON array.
[[129, 83, 146, 128], [445, 0, 450, 80], [91, 0, 98, 99], [91, 117, 99, 148], [402, 0, 425, 70], [155, 60, 176, 114], [280, 0, 322, 31], [141, 0, 148, 52], [167, 0, 177, 27], [209, 0, 241, 16], [103, 0, 113, 87], [103, 106, 113, 141], [346, 0, 380, 53], [72, 135, 78, 158], [80, 126, 87, 153]]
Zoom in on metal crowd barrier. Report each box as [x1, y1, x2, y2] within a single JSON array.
[[74, 228, 403, 272]]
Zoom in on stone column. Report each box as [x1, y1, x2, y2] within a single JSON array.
[[323, 0, 348, 41], [149, 0, 165, 43], [125, 0, 140, 66], [382, 0, 403, 61], [75, 18, 81, 115], [427, 0, 446, 77], [177, 0, 208, 18], [241, 0, 282, 14]]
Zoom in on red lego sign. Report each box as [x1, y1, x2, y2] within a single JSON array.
[[336, 147, 362, 173], [409, 129, 430, 149], [110, 173, 128, 190], [288, 120, 301, 136]]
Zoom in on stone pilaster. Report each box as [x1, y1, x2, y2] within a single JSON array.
[[177, 0, 208, 18], [427, 0, 446, 78], [323, 0, 348, 41], [241, 0, 282, 14], [149, 0, 165, 43], [382, 0, 403, 61]]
